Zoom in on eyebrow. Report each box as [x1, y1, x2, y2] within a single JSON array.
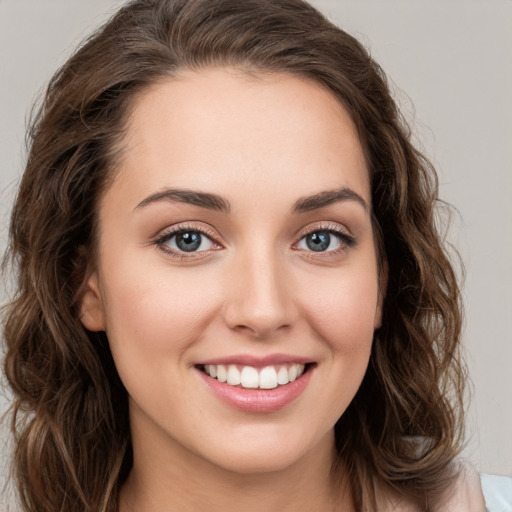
[[135, 188, 230, 212], [135, 186, 368, 214], [292, 187, 369, 214]]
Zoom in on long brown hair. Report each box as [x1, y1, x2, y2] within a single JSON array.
[[2, 1, 465, 510]]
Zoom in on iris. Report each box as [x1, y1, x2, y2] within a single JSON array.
[[306, 232, 331, 252], [176, 232, 202, 252]]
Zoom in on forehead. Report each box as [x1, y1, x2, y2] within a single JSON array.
[[111, 67, 370, 209]]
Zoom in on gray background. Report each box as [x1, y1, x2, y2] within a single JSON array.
[[1, 0, 511, 506]]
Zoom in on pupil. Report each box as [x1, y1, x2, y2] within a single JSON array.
[[176, 232, 201, 252], [306, 232, 330, 252]]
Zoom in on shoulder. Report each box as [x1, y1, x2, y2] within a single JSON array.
[[439, 462, 486, 512], [377, 461, 486, 512]]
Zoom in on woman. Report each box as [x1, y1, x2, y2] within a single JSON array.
[[2, 0, 486, 510]]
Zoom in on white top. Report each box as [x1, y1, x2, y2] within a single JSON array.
[[481, 473, 512, 512]]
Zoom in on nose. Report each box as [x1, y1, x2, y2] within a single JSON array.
[[222, 248, 298, 339]]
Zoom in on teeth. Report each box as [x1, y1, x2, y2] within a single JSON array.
[[259, 366, 278, 389], [203, 363, 307, 389], [240, 366, 259, 388], [216, 365, 227, 383], [277, 366, 289, 385], [227, 365, 241, 385]]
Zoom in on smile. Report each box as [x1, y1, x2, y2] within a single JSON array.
[[201, 363, 306, 389], [196, 357, 315, 413]]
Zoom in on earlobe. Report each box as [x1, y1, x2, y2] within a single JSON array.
[[78, 271, 106, 332]]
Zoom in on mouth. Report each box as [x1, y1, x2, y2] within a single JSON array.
[[197, 362, 313, 390], [195, 354, 316, 412]]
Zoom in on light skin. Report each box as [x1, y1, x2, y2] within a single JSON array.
[[80, 68, 385, 511]]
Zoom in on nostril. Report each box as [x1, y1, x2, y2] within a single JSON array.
[[228, 320, 291, 339]]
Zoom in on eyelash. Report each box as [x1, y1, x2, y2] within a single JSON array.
[[154, 224, 222, 259], [294, 223, 356, 257], [153, 222, 356, 260]]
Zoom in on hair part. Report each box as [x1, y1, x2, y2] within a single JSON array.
[[3, 1, 465, 511]]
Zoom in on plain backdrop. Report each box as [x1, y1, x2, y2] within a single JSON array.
[[1, 0, 511, 507]]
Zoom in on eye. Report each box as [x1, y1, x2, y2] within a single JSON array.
[[156, 227, 219, 255], [296, 228, 355, 253]]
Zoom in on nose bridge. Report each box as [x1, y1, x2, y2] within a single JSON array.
[[223, 241, 296, 337]]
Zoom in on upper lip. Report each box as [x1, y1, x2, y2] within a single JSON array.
[[196, 353, 314, 367]]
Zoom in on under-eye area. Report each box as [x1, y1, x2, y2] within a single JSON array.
[[197, 363, 316, 390]]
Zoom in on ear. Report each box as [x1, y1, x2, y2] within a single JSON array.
[[77, 270, 106, 332], [374, 258, 388, 329]]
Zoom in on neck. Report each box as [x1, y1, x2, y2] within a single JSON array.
[[119, 414, 354, 512]]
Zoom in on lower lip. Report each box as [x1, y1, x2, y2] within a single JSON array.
[[197, 367, 313, 413]]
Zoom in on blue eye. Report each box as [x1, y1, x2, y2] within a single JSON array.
[[297, 230, 351, 253], [161, 230, 215, 253]]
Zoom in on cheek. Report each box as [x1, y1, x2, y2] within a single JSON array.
[[100, 254, 222, 365], [286, 266, 379, 433], [298, 264, 380, 354], [99, 256, 227, 426]]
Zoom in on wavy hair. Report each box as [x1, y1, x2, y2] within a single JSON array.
[[2, 0, 465, 510]]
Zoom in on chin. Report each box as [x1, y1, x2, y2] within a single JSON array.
[[211, 448, 307, 475], [196, 426, 332, 475]]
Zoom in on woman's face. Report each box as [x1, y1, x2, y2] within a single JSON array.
[[81, 68, 384, 474]]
